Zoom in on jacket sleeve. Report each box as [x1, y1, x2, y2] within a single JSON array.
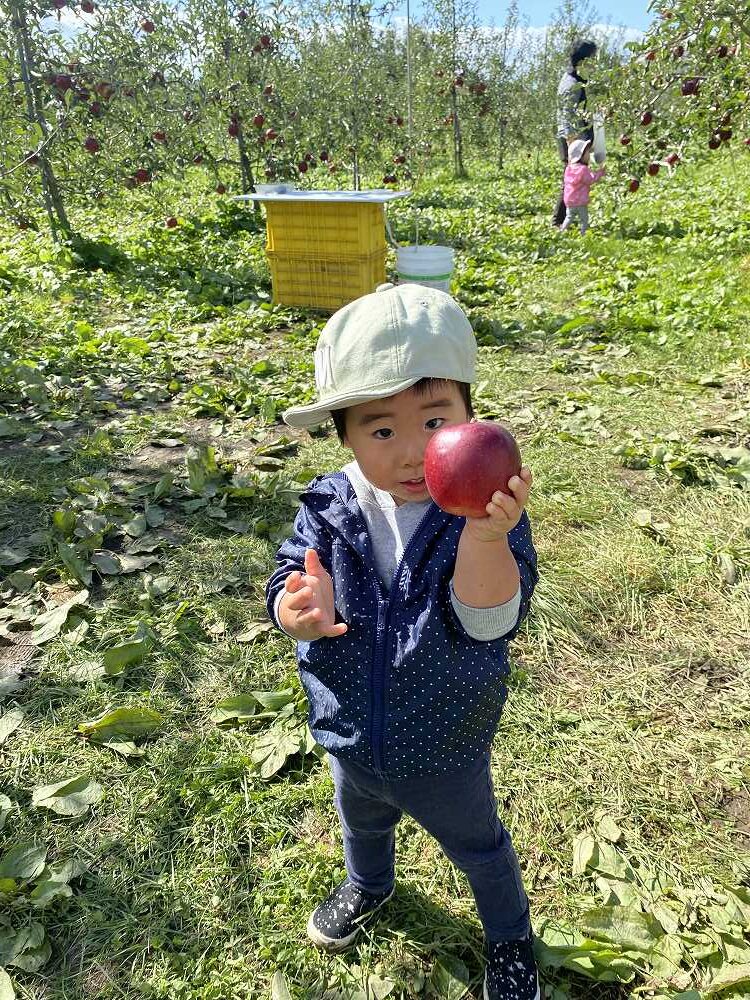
[[499, 511, 538, 641], [265, 500, 332, 631]]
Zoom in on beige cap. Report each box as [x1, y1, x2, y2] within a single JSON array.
[[568, 138, 592, 163], [283, 283, 476, 427]]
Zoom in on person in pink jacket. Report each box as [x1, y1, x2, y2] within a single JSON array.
[[560, 138, 605, 234]]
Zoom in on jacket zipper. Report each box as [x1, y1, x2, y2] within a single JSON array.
[[370, 503, 438, 772]]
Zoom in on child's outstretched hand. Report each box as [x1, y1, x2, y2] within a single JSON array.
[[279, 548, 348, 641], [463, 467, 533, 543]]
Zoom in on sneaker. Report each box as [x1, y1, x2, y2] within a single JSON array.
[[483, 935, 540, 1000], [306, 880, 393, 951]]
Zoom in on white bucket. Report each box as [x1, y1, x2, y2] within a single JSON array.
[[396, 245, 454, 293], [592, 113, 606, 164]]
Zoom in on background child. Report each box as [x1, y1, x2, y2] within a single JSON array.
[[266, 284, 539, 1000], [560, 137, 605, 234]]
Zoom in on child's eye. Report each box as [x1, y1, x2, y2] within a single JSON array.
[[425, 417, 446, 431], [373, 428, 393, 440]]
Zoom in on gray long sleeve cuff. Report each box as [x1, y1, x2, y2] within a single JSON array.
[[450, 582, 521, 641]]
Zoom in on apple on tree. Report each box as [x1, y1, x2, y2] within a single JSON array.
[[424, 422, 522, 520]]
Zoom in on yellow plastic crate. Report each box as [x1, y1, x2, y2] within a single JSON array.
[[267, 249, 387, 311], [265, 201, 386, 256]]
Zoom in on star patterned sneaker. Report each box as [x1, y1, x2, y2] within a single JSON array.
[[484, 935, 540, 1000], [306, 879, 394, 951]]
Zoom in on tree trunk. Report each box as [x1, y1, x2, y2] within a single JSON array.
[[10, 0, 71, 238]]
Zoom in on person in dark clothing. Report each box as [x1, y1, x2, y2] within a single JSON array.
[[553, 38, 598, 226]]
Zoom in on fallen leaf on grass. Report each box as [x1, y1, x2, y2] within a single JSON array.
[[78, 706, 162, 743], [236, 621, 274, 643], [0, 843, 47, 880], [31, 590, 89, 645], [0, 708, 24, 746], [31, 775, 103, 817], [0, 966, 14, 999], [103, 624, 152, 675]]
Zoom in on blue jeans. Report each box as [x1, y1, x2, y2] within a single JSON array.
[[329, 752, 531, 942]]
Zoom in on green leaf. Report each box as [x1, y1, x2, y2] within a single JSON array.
[[271, 971, 292, 1000], [31, 775, 103, 817], [236, 621, 275, 643], [52, 509, 77, 538], [4, 571, 35, 594], [0, 843, 47, 880], [78, 706, 162, 743], [6, 922, 51, 972], [29, 880, 73, 908], [0, 547, 30, 568], [426, 956, 470, 999], [572, 833, 597, 875], [57, 541, 92, 586], [0, 967, 15, 1000], [579, 905, 664, 954], [103, 624, 152, 675], [0, 709, 23, 747], [0, 795, 12, 832], [32, 589, 89, 645], [705, 964, 750, 995], [211, 696, 257, 726], [251, 721, 305, 779], [186, 445, 220, 494], [153, 472, 174, 501], [596, 814, 623, 843], [91, 551, 121, 575], [251, 688, 295, 711], [123, 514, 148, 538]]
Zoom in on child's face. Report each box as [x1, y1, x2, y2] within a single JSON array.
[[343, 381, 470, 505]]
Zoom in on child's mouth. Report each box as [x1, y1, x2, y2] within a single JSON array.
[[401, 478, 426, 492]]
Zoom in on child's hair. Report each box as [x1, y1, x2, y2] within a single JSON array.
[[331, 377, 474, 444]]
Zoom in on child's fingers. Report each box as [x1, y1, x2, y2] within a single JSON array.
[[519, 466, 533, 485], [321, 621, 348, 638], [304, 548, 326, 578], [489, 491, 518, 516], [507, 476, 530, 505], [285, 586, 314, 611]]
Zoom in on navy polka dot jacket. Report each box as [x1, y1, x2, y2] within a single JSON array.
[[266, 473, 538, 778]]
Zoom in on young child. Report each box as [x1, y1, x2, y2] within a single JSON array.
[[560, 137, 605, 234], [266, 283, 539, 1000]]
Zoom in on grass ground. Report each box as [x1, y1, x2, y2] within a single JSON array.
[[0, 151, 749, 1000]]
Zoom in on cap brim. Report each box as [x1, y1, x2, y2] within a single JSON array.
[[283, 377, 421, 428]]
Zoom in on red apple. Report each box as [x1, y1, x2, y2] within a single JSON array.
[[252, 113, 264, 127], [90, 100, 103, 117], [81, 0, 95, 11], [424, 422, 522, 519], [215, 183, 226, 194], [666, 152, 679, 165], [645, 50, 656, 61], [708, 135, 721, 149], [619, 134, 631, 145], [263, 84, 274, 96], [382, 174, 397, 184], [133, 167, 150, 184], [192, 154, 204, 164], [640, 110, 653, 126], [228, 121, 239, 137], [647, 162, 660, 176], [719, 127, 732, 141], [237, 9, 248, 19], [297, 160, 308, 173], [320, 149, 329, 161], [395, 115, 404, 126], [673, 44, 684, 58], [165, 216, 178, 228], [141, 19, 155, 32], [628, 178, 640, 193], [264, 127, 277, 140], [717, 44, 729, 58], [83, 135, 100, 153], [681, 77, 700, 96], [260, 34, 271, 47], [744, 137, 750, 147], [152, 129, 167, 143], [55, 74, 73, 91]]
